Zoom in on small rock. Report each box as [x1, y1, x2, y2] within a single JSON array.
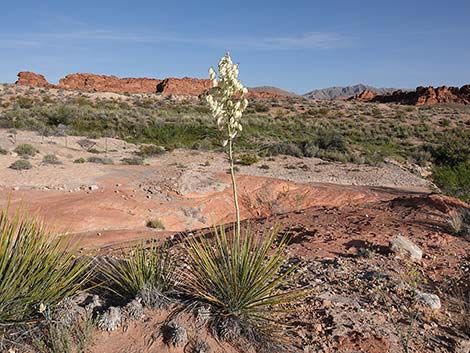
[[455, 339, 470, 353], [389, 235, 422, 261], [415, 290, 441, 310], [89, 185, 99, 191], [12, 186, 19, 191]]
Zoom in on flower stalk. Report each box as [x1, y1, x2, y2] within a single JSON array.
[[206, 53, 248, 238]]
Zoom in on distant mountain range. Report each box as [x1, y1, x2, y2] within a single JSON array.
[[303, 84, 399, 100]]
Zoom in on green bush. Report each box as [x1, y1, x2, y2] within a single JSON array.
[[86, 156, 114, 165], [433, 162, 470, 202], [42, 154, 62, 165], [183, 227, 304, 343], [236, 153, 258, 166], [137, 144, 165, 157], [0, 209, 91, 323], [14, 144, 38, 158], [9, 159, 33, 170], [146, 218, 165, 229], [121, 157, 144, 165]]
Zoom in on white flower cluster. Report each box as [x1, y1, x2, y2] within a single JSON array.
[[206, 53, 248, 146]]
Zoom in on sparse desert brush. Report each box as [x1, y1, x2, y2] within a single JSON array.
[[146, 218, 165, 229], [42, 154, 62, 165], [121, 157, 144, 165], [9, 159, 33, 170], [137, 144, 165, 157], [0, 147, 8, 155], [86, 156, 114, 165], [448, 208, 470, 239], [236, 153, 258, 166], [14, 143, 38, 158], [101, 241, 176, 304], [0, 208, 91, 324], [73, 157, 86, 164]]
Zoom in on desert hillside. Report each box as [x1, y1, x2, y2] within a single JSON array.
[[0, 82, 469, 353]]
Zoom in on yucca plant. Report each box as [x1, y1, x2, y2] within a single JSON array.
[[183, 226, 302, 343], [0, 209, 91, 324], [102, 241, 177, 303]]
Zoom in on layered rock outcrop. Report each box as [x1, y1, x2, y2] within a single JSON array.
[[59, 73, 161, 93], [354, 85, 470, 105], [155, 77, 212, 96], [15, 71, 285, 98], [16, 72, 55, 88]]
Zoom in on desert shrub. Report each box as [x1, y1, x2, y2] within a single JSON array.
[[264, 142, 303, 158], [236, 153, 258, 166], [16, 96, 34, 109], [146, 218, 165, 229], [447, 208, 470, 239], [42, 154, 62, 165], [433, 162, 470, 202], [102, 242, 176, 302], [0, 209, 91, 324], [121, 157, 144, 165], [136, 144, 166, 157], [73, 158, 86, 164], [183, 227, 303, 344], [14, 143, 38, 158], [9, 159, 32, 170], [0, 147, 8, 155], [86, 156, 114, 165]]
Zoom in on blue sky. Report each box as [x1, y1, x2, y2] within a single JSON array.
[[0, 0, 469, 94]]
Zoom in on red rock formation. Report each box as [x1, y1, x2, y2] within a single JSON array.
[[355, 89, 377, 101], [16, 72, 55, 88], [156, 77, 212, 96], [354, 85, 470, 106], [16, 71, 286, 99], [59, 73, 161, 93]]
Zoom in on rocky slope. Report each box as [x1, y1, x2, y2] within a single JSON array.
[[303, 84, 397, 100], [354, 85, 470, 105]]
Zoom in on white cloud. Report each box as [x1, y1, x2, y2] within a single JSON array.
[[0, 30, 351, 50]]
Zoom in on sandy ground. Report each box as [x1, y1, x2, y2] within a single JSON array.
[[0, 129, 433, 249]]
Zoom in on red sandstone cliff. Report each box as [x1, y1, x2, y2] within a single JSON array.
[[15, 71, 283, 98], [58, 73, 161, 93], [156, 77, 212, 96], [16, 72, 55, 88]]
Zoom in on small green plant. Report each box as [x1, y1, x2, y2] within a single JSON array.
[[42, 154, 62, 165], [0, 209, 91, 324], [86, 156, 114, 165], [137, 144, 165, 157], [9, 159, 32, 170], [0, 147, 8, 155], [102, 242, 176, 301], [73, 158, 86, 164], [146, 218, 165, 230], [236, 153, 258, 166], [447, 209, 470, 239], [121, 157, 144, 165], [14, 143, 38, 158]]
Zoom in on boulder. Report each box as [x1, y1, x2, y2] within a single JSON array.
[[389, 235, 423, 261]]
